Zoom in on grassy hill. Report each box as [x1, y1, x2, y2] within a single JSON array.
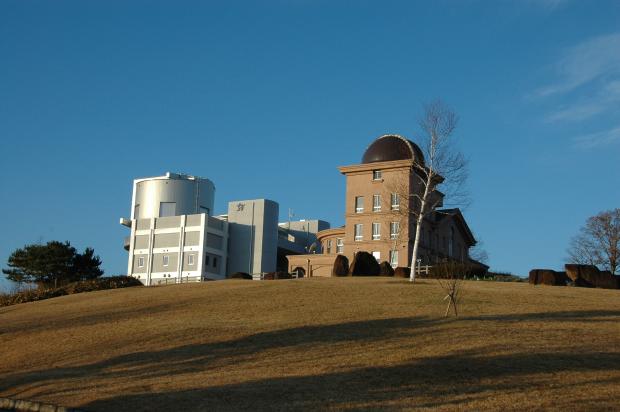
[[1, 277, 619, 411]]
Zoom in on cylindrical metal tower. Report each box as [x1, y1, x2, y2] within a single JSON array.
[[131, 172, 215, 220]]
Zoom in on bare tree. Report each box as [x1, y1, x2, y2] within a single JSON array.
[[434, 261, 464, 317], [567, 208, 620, 274], [469, 236, 489, 265], [408, 100, 468, 282]]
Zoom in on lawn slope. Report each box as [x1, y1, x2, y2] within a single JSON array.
[[1, 278, 619, 411]]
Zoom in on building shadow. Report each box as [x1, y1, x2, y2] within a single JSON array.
[[2, 310, 619, 410], [80, 351, 620, 411]]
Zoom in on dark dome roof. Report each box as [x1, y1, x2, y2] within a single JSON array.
[[362, 134, 425, 165]]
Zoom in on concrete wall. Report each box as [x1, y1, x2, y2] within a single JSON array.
[[127, 213, 228, 285], [227, 199, 279, 275]]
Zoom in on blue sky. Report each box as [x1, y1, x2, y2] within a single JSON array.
[[1, 0, 619, 289]]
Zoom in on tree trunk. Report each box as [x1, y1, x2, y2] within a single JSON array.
[[409, 176, 431, 283]]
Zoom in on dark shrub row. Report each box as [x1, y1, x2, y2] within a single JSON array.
[[0, 276, 143, 307], [530, 264, 620, 289], [427, 262, 488, 279]]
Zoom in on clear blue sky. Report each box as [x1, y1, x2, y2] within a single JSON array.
[[1, 0, 619, 290]]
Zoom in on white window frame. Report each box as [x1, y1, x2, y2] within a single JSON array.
[[354, 224, 363, 241], [336, 238, 344, 253], [372, 222, 380, 240], [163, 255, 169, 267], [390, 221, 400, 240], [355, 196, 364, 213], [372, 170, 382, 180], [326, 239, 332, 253], [138, 256, 144, 268], [188, 254, 194, 266], [373, 194, 381, 212], [391, 193, 400, 211], [389, 250, 399, 268]]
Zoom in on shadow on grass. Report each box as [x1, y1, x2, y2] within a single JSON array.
[[80, 351, 620, 411], [1, 317, 440, 396], [2, 310, 620, 411]]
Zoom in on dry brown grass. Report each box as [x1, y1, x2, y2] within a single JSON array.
[[1, 277, 619, 411]]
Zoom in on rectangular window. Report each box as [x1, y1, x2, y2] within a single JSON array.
[[326, 239, 332, 254], [390, 222, 400, 240], [372, 251, 381, 262], [389, 250, 399, 268], [163, 255, 169, 267], [373, 194, 381, 212], [355, 196, 364, 213], [138, 256, 144, 267], [372, 222, 381, 240], [188, 255, 194, 265], [205, 255, 210, 266], [134, 204, 140, 220], [213, 257, 218, 268], [336, 238, 344, 253], [391, 193, 400, 210], [159, 202, 176, 217], [354, 224, 363, 241], [372, 170, 382, 180]]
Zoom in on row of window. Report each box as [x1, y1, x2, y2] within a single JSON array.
[[369, 250, 399, 268], [355, 193, 400, 213], [353, 222, 400, 241], [325, 238, 344, 254], [137, 254, 207, 268]]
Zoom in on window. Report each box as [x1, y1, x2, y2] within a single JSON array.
[[134, 204, 140, 220], [372, 170, 382, 180], [213, 257, 218, 268], [372, 222, 381, 240], [188, 255, 194, 265], [163, 255, 169, 267], [138, 256, 144, 267], [389, 250, 399, 268], [373, 194, 381, 212], [390, 222, 400, 240], [326, 239, 332, 254], [159, 202, 176, 217], [355, 196, 364, 213], [391, 193, 400, 210], [354, 224, 363, 241], [205, 255, 210, 266], [372, 251, 381, 262], [336, 238, 344, 253]]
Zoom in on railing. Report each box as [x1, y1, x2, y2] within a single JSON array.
[[252, 272, 302, 280], [415, 265, 432, 275], [152, 276, 202, 286]]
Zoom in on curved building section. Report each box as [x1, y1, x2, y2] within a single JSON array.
[[132, 172, 215, 220]]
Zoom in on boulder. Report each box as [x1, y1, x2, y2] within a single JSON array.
[[379, 261, 395, 276], [331, 255, 349, 277], [528, 269, 569, 286], [565, 264, 620, 289], [348, 251, 380, 276], [228, 272, 252, 280], [394, 266, 411, 278]]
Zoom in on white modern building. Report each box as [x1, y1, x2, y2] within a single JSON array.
[[121, 172, 328, 285]]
